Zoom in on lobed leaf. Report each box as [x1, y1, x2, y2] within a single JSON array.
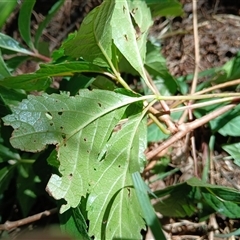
[[86, 113, 147, 239], [3, 89, 148, 239]]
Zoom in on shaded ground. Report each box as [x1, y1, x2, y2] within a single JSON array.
[[2, 0, 240, 239]]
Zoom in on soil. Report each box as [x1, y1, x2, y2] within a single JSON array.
[[2, 0, 240, 239]]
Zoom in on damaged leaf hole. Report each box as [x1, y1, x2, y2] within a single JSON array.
[[45, 112, 53, 120], [131, 7, 138, 14], [60, 126, 64, 130], [58, 112, 63, 116], [84, 138, 87, 142], [98, 102, 102, 107]]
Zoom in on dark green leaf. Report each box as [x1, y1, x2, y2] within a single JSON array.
[[59, 207, 90, 240], [145, 41, 177, 96], [18, 0, 36, 49], [0, 49, 11, 79], [146, 0, 183, 17], [0, 61, 108, 91], [132, 172, 166, 240], [0, 0, 18, 29]]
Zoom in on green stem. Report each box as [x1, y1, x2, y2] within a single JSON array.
[[170, 97, 238, 113], [156, 93, 240, 101]]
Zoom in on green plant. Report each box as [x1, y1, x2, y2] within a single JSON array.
[[1, 0, 240, 239]]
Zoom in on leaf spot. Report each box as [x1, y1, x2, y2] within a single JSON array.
[[98, 102, 102, 107], [50, 123, 53, 126], [127, 188, 131, 197], [124, 34, 128, 41], [62, 133, 66, 139], [123, 5, 126, 13], [60, 126, 64, 130], [84, 138, 87, 142]]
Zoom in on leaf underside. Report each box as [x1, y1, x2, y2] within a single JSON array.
[[3, 89, 147, 239]]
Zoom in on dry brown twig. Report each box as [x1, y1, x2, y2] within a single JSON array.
[[146, 104, 237, 160], [0, 208, 58, 231]]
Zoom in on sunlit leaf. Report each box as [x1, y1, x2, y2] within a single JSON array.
[[64, 1, 114, 67], [111, 0, 152, 80], [0, 33, 33, 55]]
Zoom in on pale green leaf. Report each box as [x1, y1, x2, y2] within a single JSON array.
[[0, 33, 33, 55], [64, 1, 114, 67], [111, 0, 152, 80], [3, 90, 148, 239], [87, 114, 146, 239], [18, 0, 36, 49]]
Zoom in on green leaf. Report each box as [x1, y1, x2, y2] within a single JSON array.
[[111, 0, 152, 80], [34, 0, 65, 49], [17, 163, 41, 217], [0, 164, 16, 193], [0, 61, 108, 91], [0, 0, 17, 29], [18, 0, 36, 49], [144, 41, 177, 96], [59, 207, 91, 240], [153, 182, 197, 217], [222, 143, 240, 167], [146, 0, 183, 17], [3, 90, 148, 239], [64, 1, 114, 67], [86, 114, 146, 239], [0, 33, 33, 55], [132, 172, 166, 240], [201, 190, 240, 218], [0, 49, 11, 79], [209, 104, 240, 136]]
